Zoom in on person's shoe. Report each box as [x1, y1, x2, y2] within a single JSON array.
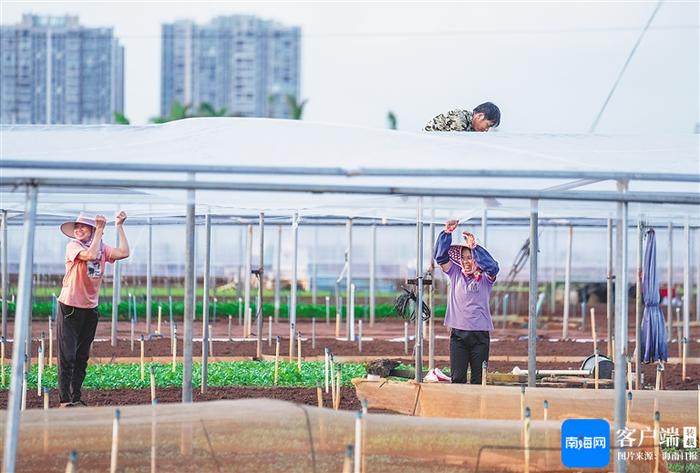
[[72, 400, 87, 407], [59, 402, 75, 408]]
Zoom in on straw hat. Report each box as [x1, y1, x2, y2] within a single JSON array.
[[60, 212, 97, 238]]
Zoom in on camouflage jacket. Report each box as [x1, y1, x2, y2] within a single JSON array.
[[424, 109, 473, 132]]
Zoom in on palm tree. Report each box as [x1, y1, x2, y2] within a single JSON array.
[[149, 102, 193, 123], [197, 102, 228, 117], [113, 112, 130, 125], [387, 111, 398, 130], [286, 95, 308, 120]]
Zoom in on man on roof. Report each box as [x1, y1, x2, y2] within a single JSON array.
[[424, 102, 501, 132]]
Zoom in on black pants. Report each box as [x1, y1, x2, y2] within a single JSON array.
[[56, 302, 99, 403], [450, 329, 490, 384]]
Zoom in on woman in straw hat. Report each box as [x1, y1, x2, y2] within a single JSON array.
[[433, 219, 499, 384], [56, 211, 130, 407]]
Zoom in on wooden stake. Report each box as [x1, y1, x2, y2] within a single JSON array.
[[48, 319, 53, 367], [681, 337, 687, 381], [543, 400, 548, 421], [228, 314, 232, 341], [330, 356, 336, 408], [316, 381, 323, 408], [274, 336, 280, 385], [171, 325, 177, 373], [342, 445, 353, 473], [65, 451, 77, 473], [297, 331, 302, 372], [335, 367, 342, 410], [0, 336, 4, 386], [312, 318, 316, 350], [110, 409, 121, 473], [140, 335, 145, 381], [21, 372, 26, 411], [268, 316, 272, 347], [37, 345, 43, 396], [404, 321, 408, 355], [324, 347, 330, 393], [149, 365, 156, 404], [655, 364, 662, 391], [288, 323, 294, 362], [653, 411, 660, 473], [520, 385, 526, 420], [335, 308, 341, 338], [208, 323, 214, 357], [594, 350, 599, 390], [43, 387, 49, 410], [523, 406, 531, 473], [354, 411, 362, 473], [626, 391, 632, 424], [481, 361, 487, 387], [157, 305, 162, 335], [130, 317, 135, 352], [357, 320, 362, 353], [676, 307, 682, 358], [626, 357, 632, 391]]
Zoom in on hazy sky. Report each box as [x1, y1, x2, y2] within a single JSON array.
[[2, 1, 698, 132]]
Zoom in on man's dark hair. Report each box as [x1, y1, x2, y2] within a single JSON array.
[[473, 102, 501, 128]]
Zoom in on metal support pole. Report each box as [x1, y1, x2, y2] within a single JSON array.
[[201, 213, 211, 393], [549, 227, 557, 316], [182, 181, 195, 403], [415, 198, 424, 383], [256, 212, 265, 359], [146, 216, 153, 335], [1, 209, 7, 339], [312, 226, 318, 305], [614, 181, 629, 473], [111, 226, 121, 347], [290, 213, 299, 351], [696, 229, 700, 322], [369, 224, 376, 327], [562, 225, 573, 339], [3, 185, 37, 473], [274, 225, 282, 323], [607, 218, 614, 358], [481, 207, 488, 247], [429, 207, 436, 371], [528, 200, 539, 388], [346, 218, 354, 341], [243, 225, 252, 337], [667, 222, 673, 341], [684, 219, 690, 358], [634, 220, 643, 389]]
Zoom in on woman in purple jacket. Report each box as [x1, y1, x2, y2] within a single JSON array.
[[433, 219, 499, 384]]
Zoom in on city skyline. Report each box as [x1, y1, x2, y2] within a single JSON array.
[[0, 13, 124, 124], [0, 2, 698, 132]]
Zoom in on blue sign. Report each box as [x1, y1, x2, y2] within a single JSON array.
[[561, 419, 610, 468]]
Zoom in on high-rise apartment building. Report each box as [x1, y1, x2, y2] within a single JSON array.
[[161, 15, 300, 119], [0, 14, 124, 124]]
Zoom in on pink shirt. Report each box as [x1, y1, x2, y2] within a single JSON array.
[[58, 240, 116, 309]]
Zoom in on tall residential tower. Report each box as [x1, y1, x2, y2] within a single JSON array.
[[0, 14, 124, 124], [161, 15, 300, 118]]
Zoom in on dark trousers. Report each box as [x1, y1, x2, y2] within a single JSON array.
[[56, 302, 99, 403], [450, 329, 490, 384]]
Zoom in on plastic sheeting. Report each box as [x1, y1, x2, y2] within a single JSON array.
[[1, 119, 698, 224], [0, 399, 666, 472], [354, 379, 695, 429]]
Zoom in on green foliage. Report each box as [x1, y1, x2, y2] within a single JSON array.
[[286, 95, 308, 120], [11, 299, 446, 320], [113, 112, 130, 125], [197, 102, 228, 117], [7, 361, 369, 390]]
